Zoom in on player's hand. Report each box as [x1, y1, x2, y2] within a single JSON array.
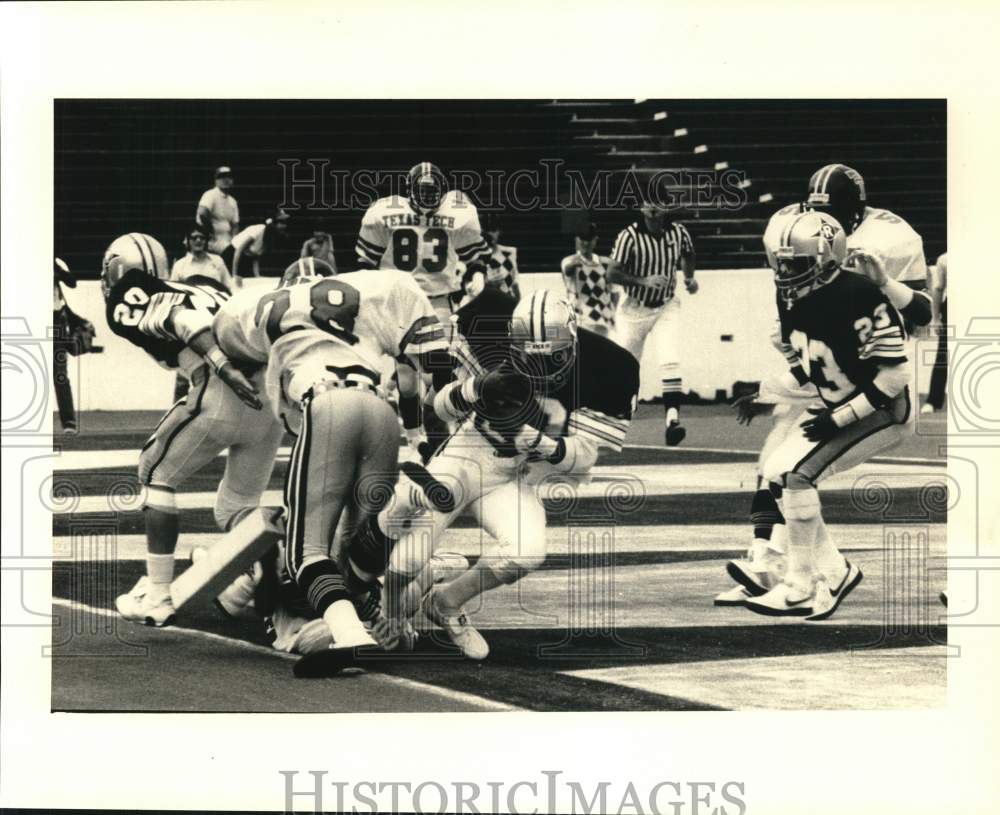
[[732, 392, 770, 426], [683, 276, 699, 295], [511, 424, 560, 461], [466, 271, 486, 299], [801, 407, 838, 442], [217, 362, 262, 410], [845, 249, 887, 287], [644, 274, 671, 292]]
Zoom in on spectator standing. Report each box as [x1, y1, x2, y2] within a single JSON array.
[[459, 214, 520, 306], [300, 224, 338, 272], [607, 200, 698, 446], [196, 165, 240, 268], [231, 208, 291, 281], [923, 251, 948, 413], [560, 222, 616, 338]]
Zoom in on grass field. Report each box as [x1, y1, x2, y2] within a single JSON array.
[[50, 404, 949, 712]]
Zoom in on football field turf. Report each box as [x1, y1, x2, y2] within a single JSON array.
[[50, 405, 949, 712]]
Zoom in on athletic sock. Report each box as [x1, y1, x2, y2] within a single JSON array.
[[146, 553, 175, 590], [750, 488, 783, 541], [779, 490, 820, 591], [813, 519, 846, 583]]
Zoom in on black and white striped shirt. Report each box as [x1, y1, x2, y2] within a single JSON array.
[[611, 220, 694, 308]]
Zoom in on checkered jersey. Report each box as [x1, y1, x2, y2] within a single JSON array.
[[561, 252, 615, 328], [484, 243, 520, 297]]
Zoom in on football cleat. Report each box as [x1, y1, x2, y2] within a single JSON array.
[[422, 587, 489, 660], [713, 584, 752, 607], [271, 607, 334, 656], [191, 546, 260, 618], [115, 576, 176, 627], [725, 545, 785, 596], [665, 420, 686, 446], [743, 579, 817, 617], [806, 560, 863, 621]]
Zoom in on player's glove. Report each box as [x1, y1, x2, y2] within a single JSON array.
[[206, 347, 262, 410], [511, 424, 561, 462], [732, 391, 772, 426], [476, 368, 533, 419], [844, 249, 887, 286], [801, 407, 839, 442]]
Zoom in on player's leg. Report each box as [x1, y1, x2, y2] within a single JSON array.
[[427, 478, 548, 659], [283, 387, 375, 648], [396, 360, 425, 455], [647, 299, 685, 445], [119, 369, 231, 625], [612, 300, 656, 361]]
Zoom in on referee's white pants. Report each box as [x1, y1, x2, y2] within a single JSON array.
[[613, 297, 682, 391]]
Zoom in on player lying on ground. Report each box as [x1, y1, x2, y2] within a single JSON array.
[[362, 288, 639, 659], [356, 162, 491, 461], [213, 259, 455, 653], [102, 232, 284, 627], [716, 165, 932, 606], [726, 211, 916, 620]]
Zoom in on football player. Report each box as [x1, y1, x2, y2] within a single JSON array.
[[355, 162, 491, 458], [213, 259, 453, 653], [103, 232, 285, 627], [716, 166, 933, 604], [373, 289, 640, 659], [738, 212, 914, 620]]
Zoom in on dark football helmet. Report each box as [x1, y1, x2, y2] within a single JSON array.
[[803, 163, 867, 235], [407, 162, 447, 213]]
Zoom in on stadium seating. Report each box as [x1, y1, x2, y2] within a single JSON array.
[[56, 99, 945, 276]]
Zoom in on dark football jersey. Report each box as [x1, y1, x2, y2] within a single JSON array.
[[454, 289, 638, 452], [105, 268, 229, 368], [780, 271, 908, 407]]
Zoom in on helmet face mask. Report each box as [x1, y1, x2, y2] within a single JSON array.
[[408, 162, 446, 213], [509, 292, 578, 387], [279, 257, 335, 289], [773, 212, 847, 308]]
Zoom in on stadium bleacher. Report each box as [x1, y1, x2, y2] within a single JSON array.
[[55, 99, 945, 276]]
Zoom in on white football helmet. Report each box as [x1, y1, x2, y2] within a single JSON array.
[[509, 290, 578, 384], [772, 211, 847, 307], [101, 233, 169, 300], [279, 256, 335, 289]]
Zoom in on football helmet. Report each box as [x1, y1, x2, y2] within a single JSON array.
[[408, 162, 446, 213], [773, 211, 847, 307], [101, 233, 169, 300], [509, 290, 578, 385], [279, 256, 335, 289], [803, 164, 866, 235]]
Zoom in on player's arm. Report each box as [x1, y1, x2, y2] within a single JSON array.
[[848, 249, 931, 326], [356, 211, 387, 269], [930, 255, 947, 325], [169, 307, 262, 409]]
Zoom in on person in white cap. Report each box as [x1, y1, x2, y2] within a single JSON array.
[[196, 165, 240, 268]]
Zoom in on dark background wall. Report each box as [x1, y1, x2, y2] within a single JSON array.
[[54, 99, 946, 278]]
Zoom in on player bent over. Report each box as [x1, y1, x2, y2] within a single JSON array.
[[213, 261, 453, 655], [736, 212, 914, 620], [100, 232, 283, 626], [373, 290, 639, 659]]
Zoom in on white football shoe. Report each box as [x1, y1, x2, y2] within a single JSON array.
[[191, 546, 260, 618], [422, 587, 489, 660], [115, 576, 176, 627], [743, 579, 817, 618], [713, 584, 753, 606], [271, 606, 333, 655], [806, 561, 863, 621], [725, 539, 786, 594]]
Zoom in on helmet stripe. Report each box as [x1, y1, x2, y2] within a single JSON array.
[[139, 233, 159, 277], [539, 290, 549, 341], [780, 212, 806, 248], [126, 233, 149, 275]]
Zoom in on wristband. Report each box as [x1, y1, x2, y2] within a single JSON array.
[[205, 347, 228, 373], [832, 392, 876, 428]]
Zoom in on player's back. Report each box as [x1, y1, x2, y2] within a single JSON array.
[[848, 206, 926, 283]]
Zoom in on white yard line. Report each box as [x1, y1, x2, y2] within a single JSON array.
[[50, 597, 520, 712]]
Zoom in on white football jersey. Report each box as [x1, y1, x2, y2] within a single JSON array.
[[355, 190, 490, 298], [849, 206, 927, 284], [214, 270, 447, 415]]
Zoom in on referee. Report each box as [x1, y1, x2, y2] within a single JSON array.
[[607, 200, 698, 445]]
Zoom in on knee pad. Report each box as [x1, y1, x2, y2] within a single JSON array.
[[781, 480, 820, 522], [142, 483, 177, 513], [213, 483, 261, 532]]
